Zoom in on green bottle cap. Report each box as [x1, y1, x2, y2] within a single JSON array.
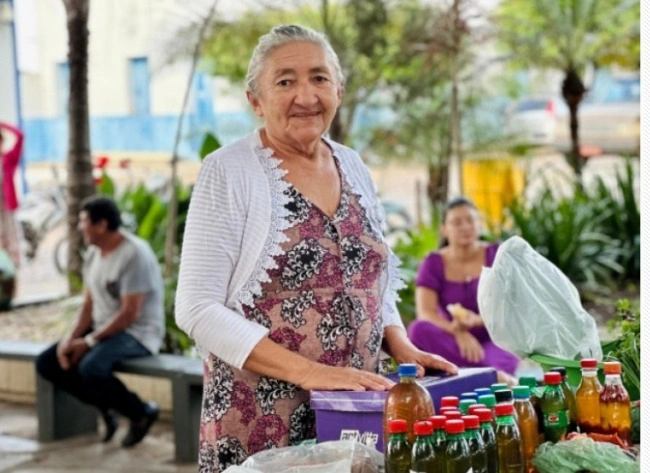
[[459, 399, 475, 414], [477, 394, 496, 408], [490, 383, 508, 393], [518, 376, 538, 389], [513, 385, 530, 399]]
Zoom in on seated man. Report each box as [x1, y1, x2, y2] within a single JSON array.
[[36, 196, 164, 447]]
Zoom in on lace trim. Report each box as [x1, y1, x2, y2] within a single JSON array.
[[232, 144, 292, 311]]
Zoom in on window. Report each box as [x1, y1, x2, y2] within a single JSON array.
[[129, 57, 150, 114]]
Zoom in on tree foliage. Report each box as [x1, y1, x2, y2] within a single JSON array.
[[497, 0, 640, 73], [496, 0, 640, 178], [201, 0, 447, 144]]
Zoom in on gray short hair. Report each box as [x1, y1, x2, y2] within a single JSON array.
[[245, 24, 345, 96]]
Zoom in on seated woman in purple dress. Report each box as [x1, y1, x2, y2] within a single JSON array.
[[407, 197, 519, 385]]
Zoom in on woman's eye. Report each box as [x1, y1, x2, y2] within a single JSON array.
[[277, 79, 292, 87], [314, 75, 329, 83]]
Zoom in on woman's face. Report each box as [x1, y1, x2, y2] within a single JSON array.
[[247, 41, 342, 146], [441, 205, 481, 247]]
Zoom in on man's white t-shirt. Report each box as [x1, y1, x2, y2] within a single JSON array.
[[83, 230, 164, 354]]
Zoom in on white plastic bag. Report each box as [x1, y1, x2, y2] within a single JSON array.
[[223, 441, 382, 473], [477, 236, 602, 360]]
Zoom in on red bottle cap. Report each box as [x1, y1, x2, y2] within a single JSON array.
[[580, 358, 598, 369], [544, 372, 562, 385], [603, 361, 622, 374], [467, 403, 486, 415], [462, 415, 480, 429], [445, 419, 465, 435], [414, 421, 433, 436], [429, 415, 447, 430], [495, 403, 515, 417], [475, 408, 493, 423], [440, 396, 460, 408], [387, 419, 408, 434], [439, 407, 456, 413], [444, 410, 462, 420]]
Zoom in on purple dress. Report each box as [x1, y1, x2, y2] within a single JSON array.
[[407, 243, 519, 374]]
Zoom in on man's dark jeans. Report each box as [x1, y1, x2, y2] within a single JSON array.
[[36, 331, 150, 421]]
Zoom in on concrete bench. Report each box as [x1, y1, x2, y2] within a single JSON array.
[[0, 340, 203, 463]]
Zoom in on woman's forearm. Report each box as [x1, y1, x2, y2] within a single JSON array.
[[242, 337, 313, 386], [417, 309, 459, 335]]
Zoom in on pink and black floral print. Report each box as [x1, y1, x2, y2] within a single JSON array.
[[198, 156, 390, 472]]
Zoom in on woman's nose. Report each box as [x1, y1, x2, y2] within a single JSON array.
[[294, 81, 318, 105]]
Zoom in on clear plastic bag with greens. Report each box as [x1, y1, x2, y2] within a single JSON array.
[[532, 437, 639, 473], [477, 236, 602, 360], [223, 440, 382, 473]]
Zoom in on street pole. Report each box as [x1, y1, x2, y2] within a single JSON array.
[[6, 0, 28, 194]]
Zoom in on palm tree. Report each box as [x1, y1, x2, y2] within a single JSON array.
[[497, 0, 640, 180], [62, 0, 95, 291]]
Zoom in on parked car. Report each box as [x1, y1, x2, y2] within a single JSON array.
[[554, 73, 640, 155], [504, 97, 558, 147]]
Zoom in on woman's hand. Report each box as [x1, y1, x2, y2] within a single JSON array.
[[296, 363, 395, 392], [384, 326, 458, 378], [454, 331, 484, 363]]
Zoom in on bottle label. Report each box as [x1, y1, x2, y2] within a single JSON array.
[[544, 409, 569, 428]]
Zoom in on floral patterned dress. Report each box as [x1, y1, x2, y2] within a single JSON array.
[[197, 158, 389, 472]]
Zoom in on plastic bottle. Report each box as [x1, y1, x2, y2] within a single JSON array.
[[385, 419, 412, 473], [491, 383, 509, 393], [428, 415, 447, 472], [462, 415, 488, 473], [599, 361, 631, 445], [540, 372, 568, 443], [461, 392, 479, 402], [384, 364, 435, 445], [468, 403, 487, 416], [444, 410, 463, 421], [411, 421, 437, 473], [440, 396, 460, 410], [575, 358, 602, 434], [445, 420, 472, 473], [494, 390, 518, 420], [478, 394, 498, 429], [512, 386, 539, 473], [518, 376, 544, 443], [476, 408, 498, 473], [495, 403, 524, 473], [459, 399, 476, 415], [550, 367, 577, 432]]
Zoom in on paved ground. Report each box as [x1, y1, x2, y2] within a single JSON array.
[[0, 402, 196, 473]]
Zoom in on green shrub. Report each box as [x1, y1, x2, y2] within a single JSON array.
[[393, 216, 441, 326], [502, 182, 625, 288], [604, 298, 640, 401]]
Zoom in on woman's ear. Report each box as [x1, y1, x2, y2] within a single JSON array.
[[246, 91, 264, 118]]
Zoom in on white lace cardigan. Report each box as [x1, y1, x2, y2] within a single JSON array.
[[175, 130, 405, 369]]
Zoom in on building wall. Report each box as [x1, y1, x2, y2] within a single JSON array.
[[15, 0, 256, 163]]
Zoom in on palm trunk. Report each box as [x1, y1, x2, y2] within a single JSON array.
[[63, 0, 95, 292], [561, 68, 586, 181]]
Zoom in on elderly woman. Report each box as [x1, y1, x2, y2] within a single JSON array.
[[176, 24, 456, 471]]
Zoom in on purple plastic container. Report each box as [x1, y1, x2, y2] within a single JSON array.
[[309, 367, 497, 452]]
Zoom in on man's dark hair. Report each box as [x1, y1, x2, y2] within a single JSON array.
[[81, 196, 122, 231]]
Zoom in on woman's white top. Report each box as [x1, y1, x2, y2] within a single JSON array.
[[175, 130, 405, 369]]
